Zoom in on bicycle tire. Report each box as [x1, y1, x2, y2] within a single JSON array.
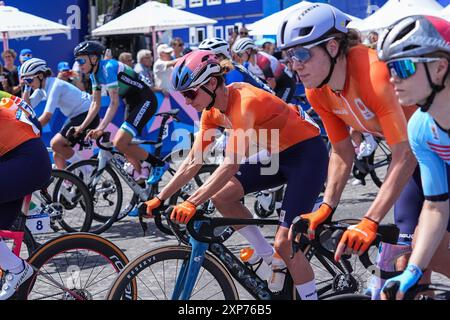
[[66, 159, 123, 234], [106, 245, 239, 300], [18, 232, 136, 300], [370, 142, 391, 188], [50, 169, 94, 233]]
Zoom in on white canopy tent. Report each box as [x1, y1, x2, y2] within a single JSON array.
[[440, 4, 450, 20], [0, 4, 70, 50], [248, 1, 362, 37], [92, 1, 217, 56], [348, 0, 443, 32]]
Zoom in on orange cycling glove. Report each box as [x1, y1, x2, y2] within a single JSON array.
[[144, 197, 162, 218], [300, 203, 334, 240], [336, 218, 378, 261], [171, 201, 197, 224]]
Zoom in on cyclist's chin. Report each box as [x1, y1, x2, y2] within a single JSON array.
[[396, 92, 418, 106]]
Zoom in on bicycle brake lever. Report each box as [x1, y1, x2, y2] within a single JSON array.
[[137, 202, 148, 236], [290, 216, 309, 259]]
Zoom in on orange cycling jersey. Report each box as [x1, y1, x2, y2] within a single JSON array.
[[306, 45, 417, 146], [0, 91, 40, 156], [197, 82, 320, 156]]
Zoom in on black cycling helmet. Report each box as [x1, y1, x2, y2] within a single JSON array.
[[74, 40, 106, 57]]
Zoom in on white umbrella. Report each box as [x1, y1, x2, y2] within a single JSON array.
[[92, 1, 217, 55], [247, 1, 363, 36], [0, 4, 70, 50], [348, 0, 443, 32]]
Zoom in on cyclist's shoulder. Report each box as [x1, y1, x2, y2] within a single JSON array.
[[346, 45, 388, 79]]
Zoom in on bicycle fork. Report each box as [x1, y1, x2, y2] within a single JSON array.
[[171, 221, 209, 300]]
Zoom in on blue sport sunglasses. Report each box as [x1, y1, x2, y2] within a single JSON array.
[[75, 57, 87, 65], [286, 37, 335, 63], [387, 57, 441, 79]]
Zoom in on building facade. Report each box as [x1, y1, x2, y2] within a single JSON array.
[[169, 0, 409, 45]]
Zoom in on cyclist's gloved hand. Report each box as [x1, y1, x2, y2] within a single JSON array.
[[334, 218, 378, 262], [381, 264, 423, 300], [300, 203, 334, 240], [170, 201, 197, 224], [144, 197, 162, 218]]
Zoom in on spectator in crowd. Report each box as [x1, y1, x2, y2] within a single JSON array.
[[366, 31, 379, 49], [1, 49, 20, 95], [118, 51, 134, 68], [57, 61, 85, 91], [239, 26, 249, 38], [170, 37, 185, 59], [153, 44, 179, 95], [19, 49, 33, 65], [134, 49, 155, 88], [0, 64, 11, 93], [262, 40, 275, 56]]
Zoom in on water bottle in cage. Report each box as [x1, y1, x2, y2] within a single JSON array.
[[240, 247, 272, 281]]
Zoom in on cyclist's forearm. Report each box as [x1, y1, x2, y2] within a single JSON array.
[[364, 143, 416, 223], [98, 100, 118, 131], [408, 200, 449, 270], [323, 149, 353, 208], [187, 163, 240, 206], [79, 102, 100, 131]]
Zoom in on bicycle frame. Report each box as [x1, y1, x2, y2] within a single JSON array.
[[88, 112, 178, 203], [0, 195, 32, 257], [0, 195, 89, 300], [169, 217, 296, 300]]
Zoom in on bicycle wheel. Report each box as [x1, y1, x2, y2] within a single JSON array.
[[323, 293, 370, 300], [107, 245, 239, 300], [18, 233, 136, 300], [41, 169, 93, 233], [369, 141, 391, 188], [66, 159, 123, 234]]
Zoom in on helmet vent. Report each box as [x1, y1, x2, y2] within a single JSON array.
[[403, 44, 420, 52], [181, 73, 190, 86], [299, 26, 313, 37], [395, 22, 416, 43], [280, 21, 288, 44]]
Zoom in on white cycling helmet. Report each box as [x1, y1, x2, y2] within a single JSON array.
[[199, 37, 231, 59], [231, 37, 257, 54], [277, 3, 351, 50], [20, 58, 49, 78]]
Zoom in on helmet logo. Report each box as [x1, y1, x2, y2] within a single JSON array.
[[299, 4, 319, 19], [410, 35, 450, 51]]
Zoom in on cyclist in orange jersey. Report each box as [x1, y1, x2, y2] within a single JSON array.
[[145, 50, 329, 299], [0, 91, 51, 299], [277, 3, 418, 274]]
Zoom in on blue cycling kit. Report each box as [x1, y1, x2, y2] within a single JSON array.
[[394, 109, 450, 244], [91, 59, 157, 137], [408, 109, 450, 201], [225, 62, 274, 94], [382, 263, 423, 296]]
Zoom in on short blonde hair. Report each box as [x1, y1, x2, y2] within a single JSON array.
[[137, 49, 152, 63], [2, 49, 17, 60]]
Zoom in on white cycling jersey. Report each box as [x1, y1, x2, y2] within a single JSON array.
[[30, 77, 91, 119]]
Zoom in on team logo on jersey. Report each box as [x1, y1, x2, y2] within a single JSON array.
[[354, 98, 375, 120], [332, 109, 348, 115], [430, 123, 440, 140]]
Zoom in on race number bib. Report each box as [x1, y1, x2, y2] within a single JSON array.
[[26, 213, 52, 234]]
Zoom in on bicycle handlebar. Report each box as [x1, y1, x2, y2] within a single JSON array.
[[66, 127, 93, 150], [290, 217, 401, 278]]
